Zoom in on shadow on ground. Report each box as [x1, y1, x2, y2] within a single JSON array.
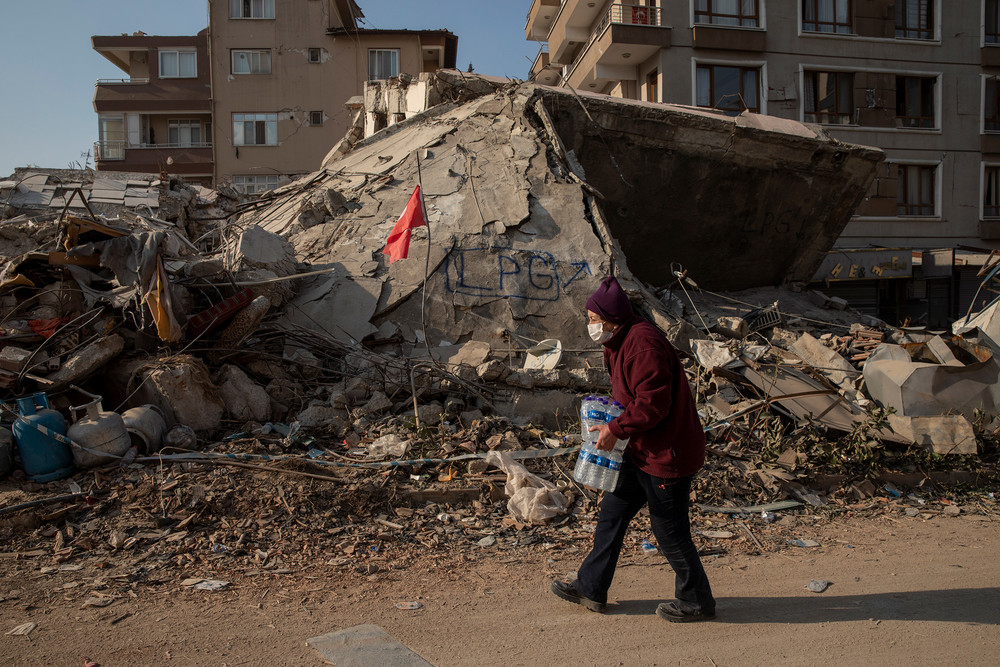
[[609, 588, 1000, 625]]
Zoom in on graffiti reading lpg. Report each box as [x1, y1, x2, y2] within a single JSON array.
[[444, 248, 592, 301]]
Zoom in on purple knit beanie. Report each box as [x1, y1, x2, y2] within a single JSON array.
[[586, 276, 633, 324]]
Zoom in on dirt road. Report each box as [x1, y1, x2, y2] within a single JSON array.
[[2, 512, 997, 665]]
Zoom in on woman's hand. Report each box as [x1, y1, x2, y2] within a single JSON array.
[[588, 423, 617, 451]]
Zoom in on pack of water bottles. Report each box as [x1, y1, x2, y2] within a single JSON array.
[[574, 395, 629, 491]]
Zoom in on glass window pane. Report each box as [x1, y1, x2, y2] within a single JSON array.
[[234, 52, 248, 73], [252, 0, 263, 18], [696, 68, 711, 106], [179, 52, 196, 77], [233, 119, 244, 145], [264, 0, 274, 19], [260, 51, 271, 73], [715, 66, 740, 107], [230, 0, 241, 18], [266, 119, 277, 145], [743, 70, 758, 108], [160, 52, 177, 77]]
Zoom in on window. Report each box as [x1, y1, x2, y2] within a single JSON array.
[[230, 0, 274, 19], [695, 0, 760, 28], [308, 48, 321, 63], [895, 0, 932, 39], [233, 174, 279, 195], [989, 0, 1000, 43], [896, 76, 935, 128], [309, 111, 324, 126], [802, 0, 851, 34], [985, 166, 1000, 218], [233, 113, 278, 146], [804, 71, 854, 124], [696, 64, 760, 114], [897, 164, 935, 216], [369, 49, 400, 80], [159, 50, 197, 78], [987, 77, 1000, 131], [232, 49, 271, 74], [168, 120, 203, 147]]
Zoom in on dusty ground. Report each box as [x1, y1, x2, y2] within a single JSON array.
[[1, 510, 997, 666]]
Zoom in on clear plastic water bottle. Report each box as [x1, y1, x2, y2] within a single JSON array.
[[589, 438, 628, 491], [580, 396, 607, 443]]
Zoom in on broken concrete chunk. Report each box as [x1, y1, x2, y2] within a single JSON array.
[[120, 355, 224, 432], [789, 332, 857, 394], [46, 334, 125, 389], [713, 316, 749, 340], [218, 365, 271, 422], [355, 391, 392, 418], [888, 414, 978, 455], [665, 319, 709, 357], [416, 402, 444, 426], [296, 404, 348, 430], [476, 359, 507, 382], [233, 225, 296, 275]]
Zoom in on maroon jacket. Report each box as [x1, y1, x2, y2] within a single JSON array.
[[603, 315, 706, 478]]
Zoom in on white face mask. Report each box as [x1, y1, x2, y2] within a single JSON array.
[[588, 322, 613, 344]]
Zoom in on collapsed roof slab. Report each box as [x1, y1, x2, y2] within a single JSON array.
[[239, 73, 880, 351], [532, 87, 884, 291]]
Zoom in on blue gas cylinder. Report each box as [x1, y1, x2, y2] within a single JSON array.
[[12, 393, 73, 482]]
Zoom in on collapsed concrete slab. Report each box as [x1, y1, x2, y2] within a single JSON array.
[[233, 71, 881, 355], [863, 338, 1000, 420]]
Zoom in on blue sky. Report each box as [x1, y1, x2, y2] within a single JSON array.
[[0, 1, 539, 177]]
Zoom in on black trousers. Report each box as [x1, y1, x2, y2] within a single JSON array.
[[576, 457, 715, 612]]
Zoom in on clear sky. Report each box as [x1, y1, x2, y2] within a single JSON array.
[[0, 1, 539, 178]]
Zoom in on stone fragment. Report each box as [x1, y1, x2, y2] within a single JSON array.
[[356, 391, 392, 417], [476, 359, 507, 382], [218, 365, 271, 422], [46, 334, 125, 389], [713, 316, 749, 339], [296, 404, 348, 430], [416, 402, 444, 426]]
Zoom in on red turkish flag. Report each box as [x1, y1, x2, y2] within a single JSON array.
[[382, 185, 427, 263]]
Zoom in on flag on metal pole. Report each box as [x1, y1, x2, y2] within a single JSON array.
[[382, 185, 427, 263]]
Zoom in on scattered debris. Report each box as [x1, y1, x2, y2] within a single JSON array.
[[0, 72, 997, 596], [806, 579, 832, 593]]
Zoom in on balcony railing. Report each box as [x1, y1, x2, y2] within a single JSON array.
[[94, 140, 213, 162], [568, 4, 664, 79], [94, 140, 126, 161], [96, 78, 150, 86], [594, 3, 663, 36]]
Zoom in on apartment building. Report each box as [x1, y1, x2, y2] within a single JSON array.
[[526, 0, 1000, 325], [92, 0, 457, 192], [92, 30, 213, 184]]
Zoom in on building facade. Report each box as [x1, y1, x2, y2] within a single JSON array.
[[92, 30, 214, 184], [92, 0, 457, 191], [526, 0, 1000, 325]]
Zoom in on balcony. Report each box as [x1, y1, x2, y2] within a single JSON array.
[[530, 45, 562, 86], [96, 78, 150, 86], [94, 141, 213, 176], [94, 78, 211, 113], [525, 0, 560, 41], [564, 4, 671, 91]]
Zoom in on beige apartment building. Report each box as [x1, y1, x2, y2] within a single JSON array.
[[93, 0, 457, 192], [526, 0, 1000, 325]]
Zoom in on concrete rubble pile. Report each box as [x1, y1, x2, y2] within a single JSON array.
[[0, 73, 997, 578]]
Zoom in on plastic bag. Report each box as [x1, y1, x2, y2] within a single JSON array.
[[485, 450, 569, 525]]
